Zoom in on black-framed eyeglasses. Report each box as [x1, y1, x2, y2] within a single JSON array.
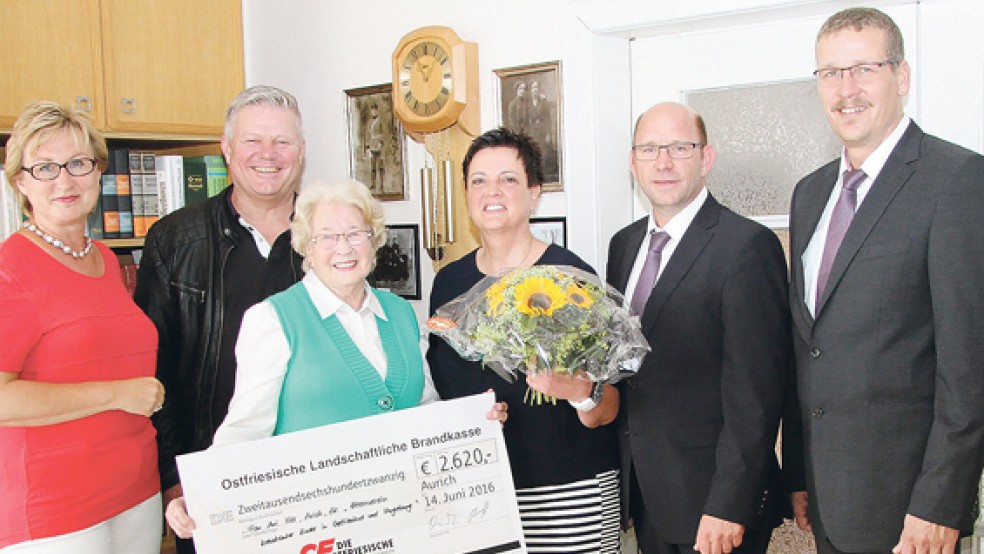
[[813, 60, 899, 87], [309, 229, 373, 251], [21, 158, 97, 181], [632, 142, 704, 161]]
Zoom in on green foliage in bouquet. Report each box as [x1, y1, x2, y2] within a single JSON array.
[[473, 267, 623, 404], [428, 264, 649, 406]]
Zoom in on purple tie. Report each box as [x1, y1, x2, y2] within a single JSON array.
[[816, 168, 866, 308], [630, 230, 670, 316]]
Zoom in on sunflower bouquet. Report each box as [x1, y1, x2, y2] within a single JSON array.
[[427, 265, 649, 404]]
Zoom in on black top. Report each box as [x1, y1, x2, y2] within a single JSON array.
[[427, 243, 619, 489], [214, 197, 298, 430]]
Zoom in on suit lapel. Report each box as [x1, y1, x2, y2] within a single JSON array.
[[611, 218, 648, 292], [790, 161, 839, 331], [639, 196, 719, 336], [815, 124, 921, 314]]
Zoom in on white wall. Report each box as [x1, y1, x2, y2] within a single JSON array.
[[625, 0, 983, 219], [243, 0, 984, 321]]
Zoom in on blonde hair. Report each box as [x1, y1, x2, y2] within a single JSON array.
[[290, 180, 387, 271], [818, 7, 905, 62], [4, 101, 107, 216]]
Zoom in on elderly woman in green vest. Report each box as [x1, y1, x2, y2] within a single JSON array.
[[164, 179, 508, 538]]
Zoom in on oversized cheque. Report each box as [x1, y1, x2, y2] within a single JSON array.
[[177, 392, 525, 553]]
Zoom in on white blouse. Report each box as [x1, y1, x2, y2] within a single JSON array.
[[212, 272, 440, 448]]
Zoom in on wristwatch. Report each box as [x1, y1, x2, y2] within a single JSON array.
[[569, 382, 605, 412]]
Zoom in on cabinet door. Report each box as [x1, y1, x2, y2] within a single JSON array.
[[0, 0, 105, 129], [100, 0, 244, 136]]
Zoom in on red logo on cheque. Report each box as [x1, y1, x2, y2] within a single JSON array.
[[300, 537, 335, 554]]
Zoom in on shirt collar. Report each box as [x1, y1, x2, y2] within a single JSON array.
[[647, 186, 709, 241], [300, 271, 387, 321], [840, 116, 911, 179]]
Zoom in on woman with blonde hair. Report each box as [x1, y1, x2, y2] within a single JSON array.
[[0, 102, 164, 552]]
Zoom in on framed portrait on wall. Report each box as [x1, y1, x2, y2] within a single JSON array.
[[529, 217, 566, 248], [368, 224, 421, 300], [344, 83, 408, 201], [495, 61, 564, 192]]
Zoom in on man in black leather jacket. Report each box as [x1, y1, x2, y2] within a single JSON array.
[[134, 85, 305, 554]]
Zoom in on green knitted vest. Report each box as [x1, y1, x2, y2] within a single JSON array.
[[267, 282, 424, 435]]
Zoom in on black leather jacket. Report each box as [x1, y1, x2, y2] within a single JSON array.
[[134, 187, 302, 490]]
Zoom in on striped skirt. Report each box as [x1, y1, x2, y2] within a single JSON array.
[[516, 469, 620, 553]]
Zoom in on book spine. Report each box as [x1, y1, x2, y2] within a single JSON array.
[[141, 152, 159, 233], [183, 157, 208, 206], [117, 172, 134, 239], [101, 173, 121, 239], [204, 155, 229, 197], [102, 147, 129, 239], [129, 152, 146, 237], [1, 165, 22, 240]]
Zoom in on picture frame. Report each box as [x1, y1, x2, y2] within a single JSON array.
[[344, 83, 408, 201], [529, 217, 566, 248], [494, 61, 564, 192], [368, 224, 421, 300]]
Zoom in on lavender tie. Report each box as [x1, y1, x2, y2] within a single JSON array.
[[816, 168, 866, 308], [630, 230, 670, 316]]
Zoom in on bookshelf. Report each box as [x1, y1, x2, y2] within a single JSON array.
[[2, 0, 243, 248]]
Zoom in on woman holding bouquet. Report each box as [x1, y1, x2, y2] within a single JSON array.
[[427, 128, 621, 553]]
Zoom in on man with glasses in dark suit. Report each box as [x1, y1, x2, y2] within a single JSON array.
[[784, 7, 984, 554]]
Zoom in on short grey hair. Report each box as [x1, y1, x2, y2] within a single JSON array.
[[817, 7, 905, 62], [224, 85, 303, 141], [290, 180, 387, 271]]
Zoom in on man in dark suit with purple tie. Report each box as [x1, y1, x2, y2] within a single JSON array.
[[608, 102, 791, 554], [783, 7, 984, 554]]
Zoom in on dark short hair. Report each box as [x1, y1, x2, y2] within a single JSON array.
[[817, 7, 904, 62], [462, 127, 544, 187]]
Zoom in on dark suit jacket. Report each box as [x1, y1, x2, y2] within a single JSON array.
[[784, 122, 984, 551], [607, 194, 791, 544]]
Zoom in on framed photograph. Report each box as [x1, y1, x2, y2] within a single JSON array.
[[529, 217, 566, 248], [344, 83, 408, 201], [368, 224, 421, 300], [495, 61, 563, 192]]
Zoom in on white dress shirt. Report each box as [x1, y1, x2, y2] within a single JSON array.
[[212, 271, 439, 447], [802, 117, 911, 316], [624, 187, 709, 309]]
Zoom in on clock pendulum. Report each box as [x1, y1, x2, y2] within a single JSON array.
[[391, 26, 481, 268]]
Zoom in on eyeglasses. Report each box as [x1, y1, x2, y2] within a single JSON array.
[[813, 60, 898, 87], [632, 142, 703, 161], [309, 229, 373, 250], [21, 158, 97, 181]]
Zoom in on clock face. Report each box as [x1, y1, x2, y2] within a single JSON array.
[[397, 40, 453, 117]]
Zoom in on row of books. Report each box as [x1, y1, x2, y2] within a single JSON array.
[[88, 148, 229, 239], [1, 165, 20, 241]]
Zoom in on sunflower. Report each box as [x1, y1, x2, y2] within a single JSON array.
[[565, 283, 595, 309], [514, 276, 567, 316], [485, 279, 508, 316]]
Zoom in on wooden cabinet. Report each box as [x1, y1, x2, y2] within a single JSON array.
[[0, 0, 244, 137], [0, 1, 104, 129], [99, 0, 244, 135]]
